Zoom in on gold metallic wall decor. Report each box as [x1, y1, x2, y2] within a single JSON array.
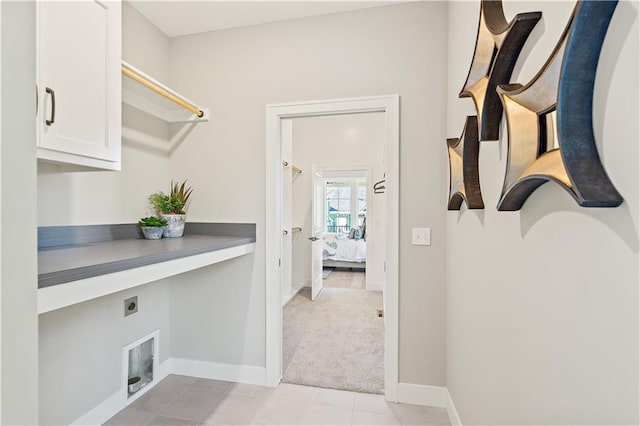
[[447, 116, 484, 210], [496, 0, 622, 211], [460, 1, 541, 141]]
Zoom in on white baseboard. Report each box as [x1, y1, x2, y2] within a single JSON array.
[[71, 359, 171, 425], [71, 391, 121, 426], [169, 357, 267, 386], [397, 382, 447, 408], [444, 388, 462, 425], [396, 384, 462, 425]]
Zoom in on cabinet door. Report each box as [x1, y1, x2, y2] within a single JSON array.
[[37, 0, 121, 168]]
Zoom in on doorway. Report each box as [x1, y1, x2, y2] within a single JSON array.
[[281, 118, 385, 392], [265, 95, 400, 401]]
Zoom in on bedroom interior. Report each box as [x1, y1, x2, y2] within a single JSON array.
[[322, 176, 367, 273]]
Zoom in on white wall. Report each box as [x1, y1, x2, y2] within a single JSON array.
[[290, 113, 386, 292], [0, 2, 39, 423], [38, 3, 175, 424], [169, 255, 260, 366], [446, 1, 639, 424], [39, 281, 171, 425], [169, 2, 449, 386]]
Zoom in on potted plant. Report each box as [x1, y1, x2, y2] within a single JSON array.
[[138, 216, 168, 240], [148, 180, 193, 238]]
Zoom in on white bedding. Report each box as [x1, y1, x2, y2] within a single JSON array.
[[322, 235, 366, 263]]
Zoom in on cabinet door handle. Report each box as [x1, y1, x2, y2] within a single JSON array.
[[308, 236, 319, 242], [45, 87, 55, 126]]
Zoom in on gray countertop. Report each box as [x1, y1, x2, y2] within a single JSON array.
[[38, 228, 256, 289]]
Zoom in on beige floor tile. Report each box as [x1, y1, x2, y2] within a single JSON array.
[[190, 378, 233, 393], [147, 415, 199, 425], [352, 410, 401, 425], [299, 404, 353, 425], [132, 382, 187, 413], [389, 403, 450, 425], [264, 383, 317, 406], [312, 387, 356, 409], [251, 400, 307, 425], [103, 406, 157, 425], [202, 393, 265, 425], [160, 388, 224, 422], [227, 383, 274, 398], [354, 393, 395, 415], [162, 375, 198, 388], [108, 380, 451, 426]]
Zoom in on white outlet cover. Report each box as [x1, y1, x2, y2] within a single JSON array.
[[412, 228, 431, 246]]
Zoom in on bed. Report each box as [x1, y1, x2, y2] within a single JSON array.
[[322, 234, 366, 270]]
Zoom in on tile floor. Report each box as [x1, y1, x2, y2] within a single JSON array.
[[105, 375, 450, 425]]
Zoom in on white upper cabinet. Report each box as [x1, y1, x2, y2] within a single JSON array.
[[37, 0, 122, 170]]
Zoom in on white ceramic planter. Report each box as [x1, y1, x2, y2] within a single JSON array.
[[160, 214, 186, 238], [141, 226, 164, 240]]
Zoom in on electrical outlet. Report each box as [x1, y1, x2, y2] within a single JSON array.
[[124, 296, 138, 317], [412, 228, 431, 246]]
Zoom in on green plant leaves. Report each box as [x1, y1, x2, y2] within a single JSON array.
[[148, 180, 194, 215], [138, 216, 168, 227]]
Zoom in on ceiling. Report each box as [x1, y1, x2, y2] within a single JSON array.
[[129, 1, 401, 38]]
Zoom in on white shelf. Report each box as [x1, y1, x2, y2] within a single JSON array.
[[38, 242, 255, 314], [121, 61, 209, 123]]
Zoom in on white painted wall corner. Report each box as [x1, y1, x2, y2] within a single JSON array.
[[397, 383, 462, 425], [444, 388, 462, 426], [397, 382, 447, 407]]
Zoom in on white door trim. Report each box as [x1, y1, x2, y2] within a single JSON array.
[[265, 94, 400, 401]]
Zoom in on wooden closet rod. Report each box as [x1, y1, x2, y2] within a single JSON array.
[[121, 63, 204, 118]]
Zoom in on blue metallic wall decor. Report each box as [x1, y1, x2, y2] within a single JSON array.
[[496, 0, 622, 210]]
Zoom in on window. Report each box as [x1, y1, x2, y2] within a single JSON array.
[[325, 178, 366, 234]]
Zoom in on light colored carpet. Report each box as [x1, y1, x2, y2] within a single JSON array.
[[323, 270, 365, 289], [322, 268, 333, 279], [282, 287, 384, 394]]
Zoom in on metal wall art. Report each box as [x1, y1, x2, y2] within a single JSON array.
[[447, 116, 484, 210], [496, 0, 622, 210], [460, 1, 541, 141], [447, 0, 623, 211]]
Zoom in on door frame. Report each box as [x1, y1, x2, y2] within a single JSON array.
[[265, 94, 400, 400]]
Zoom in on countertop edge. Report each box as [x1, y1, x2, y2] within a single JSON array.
[[38, 235, 256, 289], [38, 242, 256, 314]]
